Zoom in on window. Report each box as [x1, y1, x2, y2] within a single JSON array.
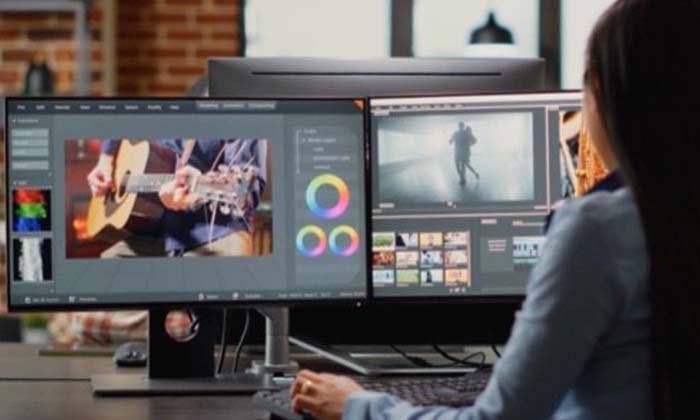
[[244, 0, 390, 58], [561, 0, 615, 88], [413, 0, 539, 58]]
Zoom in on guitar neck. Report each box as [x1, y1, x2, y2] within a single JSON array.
[[124, 174, 177, 193]]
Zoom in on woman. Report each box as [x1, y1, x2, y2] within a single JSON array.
[[290, 1, 700, 419]]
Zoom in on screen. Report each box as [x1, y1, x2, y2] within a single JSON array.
[[6, 98, 367, 308], [369, 92, 581, 298]]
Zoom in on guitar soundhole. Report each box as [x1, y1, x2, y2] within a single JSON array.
[[116, 170, 130, 201]]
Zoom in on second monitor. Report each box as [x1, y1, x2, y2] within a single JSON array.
[[369, 92, 582, 300]]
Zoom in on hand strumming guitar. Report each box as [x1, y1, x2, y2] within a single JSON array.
[[158, 165, 202, 211], [87, 154, 115, 197]]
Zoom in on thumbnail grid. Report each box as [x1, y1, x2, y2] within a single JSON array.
[[372, 231, 471, 288]]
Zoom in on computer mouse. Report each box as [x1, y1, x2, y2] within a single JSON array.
[[113, 341, 148, 368]]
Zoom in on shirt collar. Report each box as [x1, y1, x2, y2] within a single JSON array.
[[544, 171, 624, 233]]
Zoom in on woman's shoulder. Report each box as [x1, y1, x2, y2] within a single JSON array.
[[554, 188, 639, 230]]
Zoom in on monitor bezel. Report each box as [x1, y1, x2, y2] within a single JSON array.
[[5, 96, 372, 312], [365, 89, 582, 304]]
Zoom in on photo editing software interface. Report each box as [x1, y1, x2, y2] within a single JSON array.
[[6, 98, 367, 307], [369, 92, 581, 298]]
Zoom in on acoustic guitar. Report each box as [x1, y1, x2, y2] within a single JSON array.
[[86, 140, 256, 238]]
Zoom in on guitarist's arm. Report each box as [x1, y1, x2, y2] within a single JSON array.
[[86, 139, 120, 197], [87, 153, 115, 197]]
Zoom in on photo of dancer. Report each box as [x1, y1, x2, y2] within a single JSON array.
[[449, 122, 480, 186], [64, 138, 272, 259], [376, 112, 534, 206]]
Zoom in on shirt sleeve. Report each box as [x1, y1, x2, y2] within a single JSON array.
[[100, 139, 120, 156], [343, 200, 623, 420]]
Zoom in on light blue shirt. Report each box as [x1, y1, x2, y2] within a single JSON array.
[[345, 188, 651, 420]]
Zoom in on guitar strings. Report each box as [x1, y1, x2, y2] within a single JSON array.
[[204, 140, 258, 248]]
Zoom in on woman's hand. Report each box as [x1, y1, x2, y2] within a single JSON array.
[[290, 370, 365, 420]]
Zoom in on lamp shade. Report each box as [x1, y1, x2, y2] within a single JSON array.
[[469, 12, 514, 44]]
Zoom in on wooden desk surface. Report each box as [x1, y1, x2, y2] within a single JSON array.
[[0, 381, 269, 420], [0, 343, 270, 420]]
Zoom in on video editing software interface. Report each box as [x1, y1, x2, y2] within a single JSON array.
[[6, 98, 367, 307], [370, 92, 581, 298]]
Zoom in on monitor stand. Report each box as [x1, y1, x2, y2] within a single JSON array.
[[91, 307, 298, 396], [289, 336, 476, 377]]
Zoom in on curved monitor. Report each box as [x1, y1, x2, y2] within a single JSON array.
[[5, 97, 368, 310]]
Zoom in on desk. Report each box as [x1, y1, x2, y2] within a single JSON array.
[[0, 343, 270, 420], [0, 343, 495, 420]]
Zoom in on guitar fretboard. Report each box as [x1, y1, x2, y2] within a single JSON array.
[[124, 174, 177, 193]]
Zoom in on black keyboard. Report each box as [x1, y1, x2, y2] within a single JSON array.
[[253, 371, 491, 420]]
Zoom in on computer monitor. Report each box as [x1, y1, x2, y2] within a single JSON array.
[[289, 92, 582, 374], [4, 97, 368, 392], [368, 92, 582, 300], [208, 57, 545, 98], [208, 58, 548, 350]]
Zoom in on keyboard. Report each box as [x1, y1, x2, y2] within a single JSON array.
[[253, 371, 491, 420]]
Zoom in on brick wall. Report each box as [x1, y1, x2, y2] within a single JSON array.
[[0, 2, 106, 95], [0, 0, 241, 96], [117, 0, 241, 95]]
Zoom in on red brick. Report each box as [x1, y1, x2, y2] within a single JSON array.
[[165, 0, 205, 4], [0, 29, 21, 41], [166, 30, 203, 40], [118, 0, 157, 5], [118, 65, 159, 76], [117, 82, 140, 94], [0, 70, 21, 83], [54, 49, 103, 62], [150, 12, 188, 24], [118, 10, 145, 22], [196, 48, 236, 59], [148, 47, 187, 58], [211, 30, 238, 40], [117, 30, 157, 40], [27, 28, 73, 41], [167, 65, 206, 76], [54, 12, 76, 24], [147, 82, 189, 95], [196, 13, 238, 24], [89, 8, 103, 22], [0, 12, 55, 22], [2, 49, 37, 62]]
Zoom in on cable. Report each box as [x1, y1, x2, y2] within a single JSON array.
[[491, 343, 502, 359], [216, 308, 230, 375], [390, 344, 488, 369], [432, 344, 490, 371], [390, 344, 433, 367], [233, 308, 251, 374]]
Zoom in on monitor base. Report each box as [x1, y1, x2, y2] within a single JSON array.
[[290, 336, 475, 377], [93, 308, 298, 397], [91, 372, 279, 396]]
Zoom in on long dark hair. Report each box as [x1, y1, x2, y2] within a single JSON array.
[[586, 1, 700, 418]]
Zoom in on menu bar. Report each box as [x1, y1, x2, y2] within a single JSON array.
[[7, 100, 279, 114]]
